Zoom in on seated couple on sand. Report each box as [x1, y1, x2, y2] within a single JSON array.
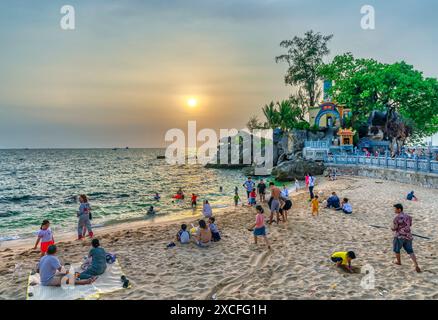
[[37, 239, 107, 286], [171, 217, 221, 248], [326, 192, 353, 214]]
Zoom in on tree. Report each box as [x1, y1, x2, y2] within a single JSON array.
[[261, 100, 309, 131], [246, 115, 265, 132], [319, 53, 438, 142], [276, 30, 333, 110]]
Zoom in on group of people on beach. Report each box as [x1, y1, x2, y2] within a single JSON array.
[[31, 193, 120, 287]]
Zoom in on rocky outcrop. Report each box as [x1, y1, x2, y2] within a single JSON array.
[[272, 158, 325, 181]]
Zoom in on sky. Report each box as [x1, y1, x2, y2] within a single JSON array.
[[0, 0, 437, 148]]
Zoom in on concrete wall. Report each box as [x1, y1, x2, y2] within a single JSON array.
[[326, 164, 438, 189]]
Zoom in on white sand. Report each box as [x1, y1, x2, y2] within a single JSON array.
[[1, 176, 437, 300]]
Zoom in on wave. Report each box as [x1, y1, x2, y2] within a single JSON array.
[[0, 210, 22, 218], [0, 195, 48, 203]]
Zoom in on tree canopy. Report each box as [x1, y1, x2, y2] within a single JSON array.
[[319, 53, 438, 140], [276, 30, 333, 110]]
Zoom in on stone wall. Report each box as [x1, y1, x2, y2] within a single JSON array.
[[326, 164, 438, 189]]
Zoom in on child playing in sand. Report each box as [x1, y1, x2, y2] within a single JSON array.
[[249, 189, 257, 206], [176, 224, 191, 244], [311, 195, 319, 216], [331, 251, 356, 273], [406, 191, 418, 201], [341, 198, 352, 214], [208, 217, 221, 242], [33, 220, 55, 257], [248, 205, 271, 249]]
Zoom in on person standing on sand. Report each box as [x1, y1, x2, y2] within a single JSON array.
[[391, 204, 421, 273], [202, 200, 212, 218], [308, 174, 315, 200], [268, 182, 281, 224], [33, 220, 55, 257], [77, 194, 93, 240], [257, 179, 267, 203], [305, 173, 310, 190], [249, 205, 271, 249], [243, 177, 255, 203]]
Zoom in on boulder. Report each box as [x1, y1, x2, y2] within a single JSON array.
[[272, 159, 325, 181]]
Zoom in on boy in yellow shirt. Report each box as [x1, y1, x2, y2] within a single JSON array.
[[331, 251, 356, 273], [311, 195, 319, 216]]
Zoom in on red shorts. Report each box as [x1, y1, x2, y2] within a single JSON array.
[[41, 240, 55, 253]]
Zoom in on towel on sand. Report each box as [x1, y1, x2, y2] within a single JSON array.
[[27, 260, 126, 300]]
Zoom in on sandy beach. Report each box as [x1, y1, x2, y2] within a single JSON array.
[[1, 175, 437, 300]]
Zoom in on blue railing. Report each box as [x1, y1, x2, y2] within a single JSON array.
[[323, 155, 438, 174], [304, 140, 330, 149]]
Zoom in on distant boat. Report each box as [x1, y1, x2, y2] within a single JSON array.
[[125, 147, 129, 149], [112, 148, 118, 151], [157, 155, 166, 159]]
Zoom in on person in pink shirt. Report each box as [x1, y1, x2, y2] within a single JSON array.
[[248, 205, 271, 249]]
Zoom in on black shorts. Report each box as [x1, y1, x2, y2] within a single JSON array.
[[331, 257, 343, 263]]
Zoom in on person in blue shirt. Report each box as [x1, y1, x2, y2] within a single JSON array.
[[326, 192, 341, 209], [243, 177, 255, 202], [406, 191, 418, 201], [77, 239, 107, 280]]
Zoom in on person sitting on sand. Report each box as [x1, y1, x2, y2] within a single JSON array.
[[311, 195, 319, 216], [326, 192, 341, 209], [77, 194, 93, 240], [193, 219, 212, 247], [248, 205, 271, 249], [191, 193, 198, 208], [208, 217, 221, 242], [176, 224, 191, 244], [331, 251, 356, 273], [202, 200, 212, 218], [33, 220, 55, 257], [77, 239, 107, 280], [406, 191, 418, 201], [37, 245, 96, 286], [339, 198, 352, 214], [391, 204, 421, 273], [147, 206, 156, 215]]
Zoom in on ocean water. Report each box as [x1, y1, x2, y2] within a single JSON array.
[[0, 149, 247, 241]]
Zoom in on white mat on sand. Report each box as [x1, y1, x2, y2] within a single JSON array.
[[26, 260, 126, 300]]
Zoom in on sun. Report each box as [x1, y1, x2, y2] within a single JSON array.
[[187, 97, 197, 108]]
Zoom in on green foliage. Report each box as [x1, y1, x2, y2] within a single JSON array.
[[261, 100, 310, 131], [276, 30, 333, 109], [319, 53, 438, 138]]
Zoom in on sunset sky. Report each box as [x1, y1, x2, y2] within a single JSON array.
[[1, 0, 437, 148]]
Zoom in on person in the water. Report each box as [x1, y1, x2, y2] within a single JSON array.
[[154, 193, 160, 201], [147, 206, 156, 215]]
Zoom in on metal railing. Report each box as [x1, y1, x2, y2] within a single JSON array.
[[323, 154, 438, 174]]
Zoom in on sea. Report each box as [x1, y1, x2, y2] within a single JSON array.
[[0, 148, 248, 242]]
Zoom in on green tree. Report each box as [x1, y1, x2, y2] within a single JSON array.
[[319, 53, 438, 140], [276, 30, 333, 110], [261, 100, 309, 131]]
